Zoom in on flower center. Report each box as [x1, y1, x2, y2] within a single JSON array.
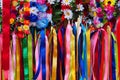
[[65, 0, 69, 3], [66, 11, 70, 16]]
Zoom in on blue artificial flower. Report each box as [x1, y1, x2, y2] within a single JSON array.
[[36, 3, 48, 12], [30, 2, 37, 7], [36, 18, 49, 29], [30, 13, 38, 22]]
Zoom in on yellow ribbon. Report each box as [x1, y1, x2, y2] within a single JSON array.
[[86, 29, 91, 78], [111, 32, 119, 80], [15, 37, 20, 80], [2, 70, 5, 80], [48, 28, 53, 80], [107, 26, 111, 78], [28, 34, 33, 80], [51, 27, 57, 80], [46, 35, 50, 80], [69, 28, 76, 80]]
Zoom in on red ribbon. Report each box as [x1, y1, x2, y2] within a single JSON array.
[[2, 0, 10, 72], [115, 17, 120, 77]]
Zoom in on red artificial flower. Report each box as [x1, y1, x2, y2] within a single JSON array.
[[24, 30, 30, 34], [11, 13, 16, 19], [16, 31, 24, 38], [61, 5, 71, 10]]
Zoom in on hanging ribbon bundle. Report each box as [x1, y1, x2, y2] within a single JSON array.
[[0, 0, 120, 80]]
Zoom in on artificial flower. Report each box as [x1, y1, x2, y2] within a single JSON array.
[[30, 13, 38, 22], [117, 0, 120, 8], [63, 9, 73, 20], [47, 0, 56, 4], [36, 3, 48, 12], [30, 7, 39, 15], [104, 5, 114, 20], [24, 20, 30, 25], [18, 26, 23, 31], [62, 0, 72, 5], [12, 0, 18, 6], [37, 0, 46, 4], [38, 12, 47, 20], [76, 4, 84, 11], [24, 7, 30, 12], [30, 22, 36, 26], [47, 13, 53, 23], [104, 0, 116, 6], [36, 18, 49, 29], [23, 25, 29, 30], [10, 18, 15, 24], [16, 31, 24, 38], [96, 7, 104, 17]]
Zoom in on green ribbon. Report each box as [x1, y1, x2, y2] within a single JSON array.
[[22, 37, 29, 80], [28, 34, 33, 80]]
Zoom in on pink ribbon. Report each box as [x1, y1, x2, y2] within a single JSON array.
[[35, 38, 42, 80], [46, 36, 49, 80], [91, 31, 99, 79], [91, 29, 109, 80], [0, 34, 2, 80], [64, 21, 71, 80], [102, 29, 109, 80]]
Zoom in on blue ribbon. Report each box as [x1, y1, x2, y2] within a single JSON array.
[[61, 27, 65, 79], [78, 31, 83, 79], [81, 24, 87, 80], [40, 29, 46, 80], [111, 36, 116, 80], [33, 29, 46, 80]]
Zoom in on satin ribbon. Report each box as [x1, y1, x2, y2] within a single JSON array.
[[86, 29, 91, 79], [28, 34, 33, 80], [16, 37, 21, 80], [46, 35, 50, 80], [116, 17, 120, 79], [9, 33, 16, 80], [0, 34, 2, 80], [64, 21, 71, 80], [22, 37, 29, 80], [106, 26, 111, 80], [58, 26, 66, 80], [72, 24, 78, 80], [69, 27, 76, 80], [51, 27, 58, 80], [111, 33, 116, 80], [40, 29, 46, 80], [111, 32, 119, 80], [81, 24, 87, 80], [2, 0, 10, 79], [91, 28, 109, 80], [91, 31, 99, 80]]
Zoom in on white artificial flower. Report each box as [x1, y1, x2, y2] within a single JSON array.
[[30, 22, 36, 26], [47, 13, 53, 23], [47, 0, 56, 4], [62, 0, 72, 5], [117, 1, 120, 7], [76, 4, 84, 11], [30, 7, 39, 15], [63, 9, 73, 20]]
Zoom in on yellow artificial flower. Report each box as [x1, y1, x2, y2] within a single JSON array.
[[24, 7, 30, 12], [23, 25, 29, 30], [10, 18, 14, 24], [12, 0, 18, 6], [104, 0, 116, 6], [18, 26, 23, 31]]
